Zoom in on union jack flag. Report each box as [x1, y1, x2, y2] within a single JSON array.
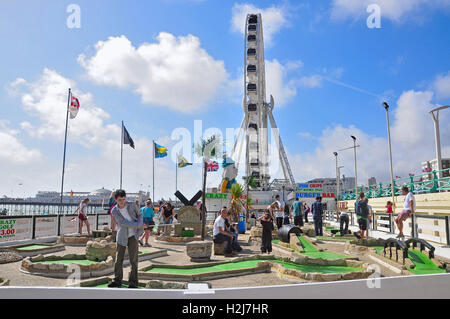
[[207, 161, 219, 172]]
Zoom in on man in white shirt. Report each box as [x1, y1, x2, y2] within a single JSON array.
[[395, 186, 416, 239], [274, 195, 285, 229], [213, 208, 234, 257]]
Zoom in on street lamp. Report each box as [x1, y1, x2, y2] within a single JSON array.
[[333, 152, 339, 202], [429, 105, 450, 180], [383, 102, 396, 208], [351, 135, 358, 198]]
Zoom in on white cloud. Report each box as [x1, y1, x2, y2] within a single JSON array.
[[0, 121, 41, 164], [287, 89, 450, 185], [331, 0, 450, 22], [432, 71, 450, 99], [294, 75, 323, 88], [12, 68, 120, 148], [78, 34, 227, 113], [265, 59, 297, 105], [231, 3, 290, 46]]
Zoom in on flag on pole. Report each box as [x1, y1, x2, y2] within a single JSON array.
[[177, 154, 193, 168], [154, 143, 168, 158], [69, 95, 80, 119], [123, 125, 135, 149], [207, 161, 219, 172]]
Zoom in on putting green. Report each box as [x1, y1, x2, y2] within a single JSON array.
[[16, 245, 53, 251], [374, 246, 445, 275], [316, 236, 352, 242], [146, 259, 362, 275], [297, 236, 348, 259], [38, 259, 99, 266]]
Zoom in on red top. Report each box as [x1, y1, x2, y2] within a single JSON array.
[[386, 206, 393, 213]]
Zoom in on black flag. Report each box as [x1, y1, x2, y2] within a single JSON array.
[[123, 125, 135, 149]]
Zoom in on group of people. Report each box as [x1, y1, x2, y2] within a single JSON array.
[[350, 185, 415, 240], [213, 207, 243, 257]]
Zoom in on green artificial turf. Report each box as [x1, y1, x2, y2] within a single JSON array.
[[146, 259, 362, 275], [16, 245, 52, 251], [298, 236, 318, 252], [38, 259, 99, 266], [407, 250, 446, 275], [375, 246, 445, 275], [315, 236, 352, 242], [272, 240, 280, 244]]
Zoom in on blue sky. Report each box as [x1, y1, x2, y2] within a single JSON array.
[[0, 0, 449, 199]]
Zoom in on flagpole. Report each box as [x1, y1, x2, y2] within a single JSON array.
[[120, 121, 124, 189], [175, 153, 178, 202], [59, 88, 71, 215], [153, 140, 155, 202]]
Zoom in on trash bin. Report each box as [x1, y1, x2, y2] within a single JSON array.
[[238, 213, 246, 234]]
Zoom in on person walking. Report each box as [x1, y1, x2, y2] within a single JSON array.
[[274, 195, 284, 229], [365, 198, 373, 238], [395, 186, 415, 240], [73, 198, 91, 236], [213, 208, 234, 257], [311, 196, 324, 236], [108, 190, 144, 289], [303, 203, 310, 223], [292, 198, 304, 227], [258, 211, 274, 254], [354, 192, 369, 239], [283, 202, 291, 225], [139, 199, 155, 247]]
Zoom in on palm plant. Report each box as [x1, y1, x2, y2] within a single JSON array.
[[194, 134, 221, 240], [229, 183, 245, 222]]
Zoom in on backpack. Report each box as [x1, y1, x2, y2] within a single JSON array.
[[356, 200, 369, 218]]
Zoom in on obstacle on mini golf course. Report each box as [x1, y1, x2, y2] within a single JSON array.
[[138, 255, 374, 282], [20, 248, 168, 279], [371, 245, 446, 275], [1, 243, 65, 257]]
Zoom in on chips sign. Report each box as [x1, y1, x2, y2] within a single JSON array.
[[296, 183, 335, 199]]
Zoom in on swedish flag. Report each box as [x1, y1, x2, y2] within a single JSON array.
[[177, 154, 193, 168], [154, 142, 168, 158]]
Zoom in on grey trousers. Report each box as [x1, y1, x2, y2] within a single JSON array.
[[114, 236, 139, 286]]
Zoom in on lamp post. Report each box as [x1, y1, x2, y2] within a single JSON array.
[[429, 105, 449, 181], [351, 135, 358, 199], [333, 151, 339, 201], [383, 102, 396, 208]]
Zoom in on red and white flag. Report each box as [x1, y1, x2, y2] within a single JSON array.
[[69, 95, 80, 119], [207, 161, 219, 172]]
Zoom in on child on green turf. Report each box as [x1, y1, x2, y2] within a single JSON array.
[[259, 211, 274, 254]]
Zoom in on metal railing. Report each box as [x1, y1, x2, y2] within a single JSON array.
[[339, 168, 450, 200], [0, 212, 111, 243], [324, 210, 450, 245]]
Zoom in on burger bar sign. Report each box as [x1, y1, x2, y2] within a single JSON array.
[[295, 183, 335, 199]]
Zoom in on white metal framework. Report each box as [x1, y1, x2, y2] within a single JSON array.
[[231, 13, 296, 191]]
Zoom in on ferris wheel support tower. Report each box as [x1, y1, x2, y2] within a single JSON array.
[[231, 13, 296, 192]]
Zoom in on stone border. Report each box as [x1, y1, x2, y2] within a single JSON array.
[[138, 254, 374, 283], [0, 278, 10, 286], [271, 234, 359, 266], [20, 249, 168, 279], [66, 276, 147, 288], [0, 243, 65, 257], [153, 236, 203, 245]]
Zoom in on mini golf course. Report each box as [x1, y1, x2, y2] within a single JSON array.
[[145, 260, 363, 275], [297, 236, 349, 260], [3, 243, 65, 257], [373, 246, 446, 275]]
